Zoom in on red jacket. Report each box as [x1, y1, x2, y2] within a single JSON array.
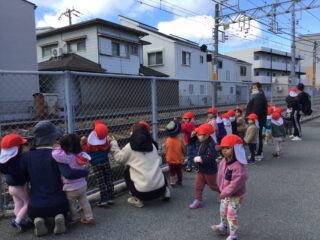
[[181, 122, 195, 145], [217, 158, 248, 198]]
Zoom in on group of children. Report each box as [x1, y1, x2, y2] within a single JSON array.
[[0, 104, 289, 239]]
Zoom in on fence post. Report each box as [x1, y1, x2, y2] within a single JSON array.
[[246, 83, 251, 104], [64, 71, 75, 133], [211, 81, 216, 107], [151, 78, 158, 142]]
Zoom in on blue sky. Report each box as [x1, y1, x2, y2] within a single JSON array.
[[30, 0, 320, 55]]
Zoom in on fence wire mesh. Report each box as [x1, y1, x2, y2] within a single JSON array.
[[1, 70, 320, 211]]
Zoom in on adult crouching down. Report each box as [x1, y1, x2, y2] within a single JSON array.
[[110, 123, 170, 208], [21, 121, 89, 237]]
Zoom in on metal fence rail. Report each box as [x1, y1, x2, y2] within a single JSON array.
[[1, 70, 320, 212]]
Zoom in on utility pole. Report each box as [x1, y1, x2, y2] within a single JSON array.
[[313, 41, 318, 87], [58, 8, 82, 26], [213, 3, 220, 81], [290, 0, 296, 84]]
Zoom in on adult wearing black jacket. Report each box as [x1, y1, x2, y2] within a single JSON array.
[[286, 87, 301, 140], [246, 82, 268, 160]]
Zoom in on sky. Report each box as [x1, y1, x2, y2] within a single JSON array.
[[29, 0, 320, 55]]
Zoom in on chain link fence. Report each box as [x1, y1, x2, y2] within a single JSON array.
[[1, 70, 320, 212]]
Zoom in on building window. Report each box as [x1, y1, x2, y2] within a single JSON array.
[[112, 42, 128, 58], [130, 45, 139, 56], [267, 72, 270, 76], [42, 44, 58, 58], [182, 51, 191, 66], [230, 87, 234, 94], [226, 70, 230, 81], [148, 51, 163, 66], [67, 39, 86, 53], [200, 85, 205, 94], [272, 72, 276, 77], [254, 54, 260, 60], [240, 66, 247, 76], [255, 70, 260, 76], [218, 60, 223, 68], [189, 84, 194, 94], [200, 55, 204, 64]]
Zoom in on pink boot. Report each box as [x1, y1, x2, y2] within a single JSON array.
[[189, 200, 203, 209]]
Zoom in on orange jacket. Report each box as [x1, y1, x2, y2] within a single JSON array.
[[165, 136, 185, 165]]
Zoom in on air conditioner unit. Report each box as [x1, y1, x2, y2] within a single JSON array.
[[276, 86, 283, 92], [51, 47, 63, 57]]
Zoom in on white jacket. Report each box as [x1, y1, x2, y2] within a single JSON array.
[[110, 141, 165, 192]]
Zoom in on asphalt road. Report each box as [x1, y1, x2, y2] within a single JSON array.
[[1, 118, 320, 240]]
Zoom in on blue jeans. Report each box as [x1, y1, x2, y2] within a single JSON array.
[[187, 144, 197, 169]]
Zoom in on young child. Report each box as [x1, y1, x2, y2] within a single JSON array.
[[165, 121, 185, 186], [245, 113, 259, 164], [81, 120, 114, 207], [235, 108, 246, 141], [222, 113, 232, 135], [0, 134, 29, 232], [181, 112, 197, 172], [216, 115, 227, 144], [283, 108, 293, 137], [189, 123, 219, 209], [271, 112, 286, 158], [211, 134, 248, 240], [207, 107, 219, 143], [52, 134, 95, 225], [228, 110, 237, 135], [263, 106, 274, 145]]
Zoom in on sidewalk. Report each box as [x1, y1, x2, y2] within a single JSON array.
[[1, 118, 320, 240]]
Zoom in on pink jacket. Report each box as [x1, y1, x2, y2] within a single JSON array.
[[217, 158, 248, 198], [52, 147, 87, 192]]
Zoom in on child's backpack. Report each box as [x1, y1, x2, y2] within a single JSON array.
[[301, 93, 312, 116]]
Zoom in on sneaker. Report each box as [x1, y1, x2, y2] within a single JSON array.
[[169, 177, 176, 187], [292, 136, 302, 141], [256, 154, 264, 161], [81, 218, 96, 225], [127, 196, 144, 208], [189, 199, 203, 209], [97, 199, 108, 207], [247, 160, 256, 165], [107, 199, 115, 205], [226, 236, 238, 240], [289, 135, 294, 138], [53, 214, 66, 235], [272, 152, 280, 158], [161, 187, 171, 201], [11, 220, 28, 232], [34, 218, 48, 237], [185, 167, 192, 172], [211, 224, 228, 236]]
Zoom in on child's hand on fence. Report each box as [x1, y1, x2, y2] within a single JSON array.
[[194, 156, 202, 163]]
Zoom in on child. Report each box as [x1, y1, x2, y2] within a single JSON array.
[[216, 115, 227, 144], [228, 110, 237, 135], [181, 112, 197, 172], [189, 123, 219, 209], [263, 106, 274, 145], [245, 113, 259, 164], [211, 134, 248, 240], [52, 134, 95, 225], [0, 134, 29, 232], [165, 121, 185, 186], [222, 113, 232, 135], [207, 107, 219, 143], [283, 108, 293, 137], [235, 108, 246, 140], [81, 120, 114, 207], [271, 112, 286, 158]]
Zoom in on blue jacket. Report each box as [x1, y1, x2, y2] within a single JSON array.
[[0, 155, 26, 186], [195, 138, 218, 175], [21, 148, 88, 208], [89, 150, 109, 166]]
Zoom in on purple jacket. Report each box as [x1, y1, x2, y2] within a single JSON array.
[[217, 158, 248, 198], [52, 147, 87, 192]]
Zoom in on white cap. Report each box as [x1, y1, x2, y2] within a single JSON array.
[[0, 146, 19, 164], [87, 131, 107, 146], [234, 144, 247, 165]]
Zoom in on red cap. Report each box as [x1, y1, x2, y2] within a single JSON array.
[[182, 112, 195, 119], [207, 108, 217, 115], [275, 108, 283, 114], [139, 121, 151, 132], [94, 120, 108, 140], [289, 87, 297, 92], [1, 134, 27, 149], [247, 113, 258, 121], [221, 113, 229, 119], [195, 123, 214, 135], [267, 107, 274, 115], [227, 109, 236, 117], [272, 112, 281, 120], [220, 134, 243, 147]]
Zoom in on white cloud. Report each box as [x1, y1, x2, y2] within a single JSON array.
[[157, 15, 263, 46]]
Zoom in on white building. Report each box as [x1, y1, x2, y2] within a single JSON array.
[[296, 33, 320, 86], [119, 16, 210, 106], [37, 18, 150, 75], [226, 47, 306, 85], [0, 0, 39, 120]]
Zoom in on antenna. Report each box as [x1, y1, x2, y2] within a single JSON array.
[[58, 7, 83, 26]]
